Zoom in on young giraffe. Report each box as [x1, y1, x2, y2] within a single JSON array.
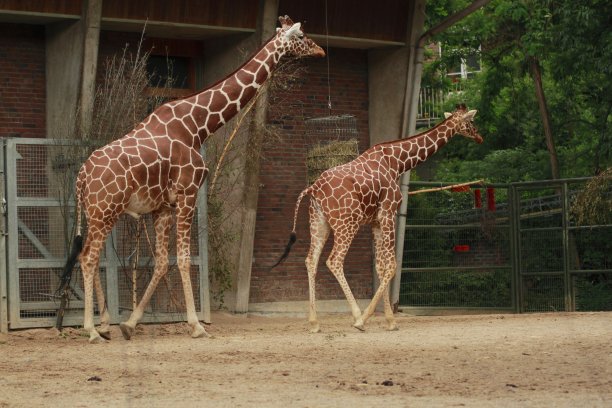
[[273, 105, 483, 332], [62, 16, 324, 343]]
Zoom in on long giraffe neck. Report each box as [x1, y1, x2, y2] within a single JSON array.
[[172, 34, 285, 148], [382, 116, 460, 178]]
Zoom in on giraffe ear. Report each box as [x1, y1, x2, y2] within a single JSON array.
[[285, 22, 303, 38], [444, 112, 452, 119], [462, 110, 478, 121], [279, 15, 295, 29]]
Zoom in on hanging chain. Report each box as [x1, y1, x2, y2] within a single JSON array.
[[325, 0, 332, 114]]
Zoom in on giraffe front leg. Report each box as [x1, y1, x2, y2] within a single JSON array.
[[120, 210, 171, 340], [364, 213, 399, 331], [326, 225, 364, 331], [382, 282, 398, 331], [176, 194, 210, 339], [363, 258, 398, 328]]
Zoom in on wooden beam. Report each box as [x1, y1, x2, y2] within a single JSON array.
[[419, 0, 491, 46]]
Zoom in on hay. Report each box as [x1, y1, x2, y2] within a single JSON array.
[[570, 168, 612, 226], [306, 139, 359, 184]]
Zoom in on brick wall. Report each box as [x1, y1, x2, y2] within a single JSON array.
[[250, 48, 374, 303], [0, 24, 46, 138]]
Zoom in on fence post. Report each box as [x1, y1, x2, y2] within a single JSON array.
[[509, 185, 522, 313], [197, 146, 211, 323], [105, 228, 121, 323], [196, 180, 211, 324], [561, 182, 574, 312], [0, 139, 8, 332]]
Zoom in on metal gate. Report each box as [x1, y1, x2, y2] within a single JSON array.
[[514, 179, 612, 312], [400, 179, 611, 313], [399, 182, 515, 313], [0, 138, 210, 331]]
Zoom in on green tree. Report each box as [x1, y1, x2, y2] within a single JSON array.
[[421, 0, 611, 182]]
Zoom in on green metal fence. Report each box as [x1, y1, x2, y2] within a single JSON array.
[[399, 178, 612, 313]]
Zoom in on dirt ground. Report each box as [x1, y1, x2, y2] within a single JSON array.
[[1, 311, 611, 407]]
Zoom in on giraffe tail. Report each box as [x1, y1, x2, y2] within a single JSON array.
[[57, 235, 84, 295], [56, 172, 85, 295], [270, 187, 311, 269]]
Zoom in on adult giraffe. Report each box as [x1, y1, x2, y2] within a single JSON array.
[[272, 105, 483, 333], [62, 16, 324, 343]]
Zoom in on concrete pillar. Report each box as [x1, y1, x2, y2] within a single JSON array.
[[79, 0, 103, 135], [367, 0, 426, 307], [45, 20, 83, 139], [368, 46, 410, 145], [234, 0, 279, 313], [45, 0, 102, 275], [390, 0, 427, 307], [201, 0, 279, 312], [45, 0, 102, 139]]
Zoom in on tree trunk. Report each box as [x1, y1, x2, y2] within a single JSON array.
[[529, 56, 560, 179]]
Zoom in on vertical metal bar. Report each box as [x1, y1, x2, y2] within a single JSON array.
[[561, 182, 573, 311], [5, 140, 21, 328], [507, 186, 516, 313], [105, 226, 121, 323], [0, 139, 8, 332], [197, 146, 211, 323], [510, 185, 523, 313]]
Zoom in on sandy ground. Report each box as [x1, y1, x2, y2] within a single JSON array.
[[1, 311, 611, 407]]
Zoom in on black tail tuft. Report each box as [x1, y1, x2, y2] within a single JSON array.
[[270, 232, 297, 270], [56, 235, 84, 295]]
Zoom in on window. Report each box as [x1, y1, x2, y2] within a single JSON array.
[[145, 55, 196, 103]]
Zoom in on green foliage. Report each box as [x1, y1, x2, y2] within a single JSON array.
[[422, 0, 612, 181], [400, 270, 511, 307], [575, 276, 612, 311]]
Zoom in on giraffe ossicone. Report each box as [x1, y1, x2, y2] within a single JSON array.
[[60, 15, 324, 343], [272, 104, 483, 333]]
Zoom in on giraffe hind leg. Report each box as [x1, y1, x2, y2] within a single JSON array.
[[80, 222, 114, 343], [305, 205, 330, 333], [94, 272, 111, 340]]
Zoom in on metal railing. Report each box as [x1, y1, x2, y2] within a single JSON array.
[[399, 179, 612, 314]]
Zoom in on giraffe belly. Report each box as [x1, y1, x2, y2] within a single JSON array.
[[125, 194, 160, 218]]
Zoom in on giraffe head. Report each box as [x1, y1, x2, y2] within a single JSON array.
[[276, 15, 325, 58], [444, 104, 483, 144]]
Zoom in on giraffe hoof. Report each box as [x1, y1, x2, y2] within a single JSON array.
[[98, 329, 112, 340], [309, 323, 321, 334], [387, 324, 399, 331], [191, 324, 212, 339], [88, 332, 106, 344], [119, 322, 135, 340], [353, 323, 366, 332]]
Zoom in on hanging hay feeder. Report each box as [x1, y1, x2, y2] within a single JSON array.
[[304, 114, 359, 185], [306, 139, 359, 184]]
